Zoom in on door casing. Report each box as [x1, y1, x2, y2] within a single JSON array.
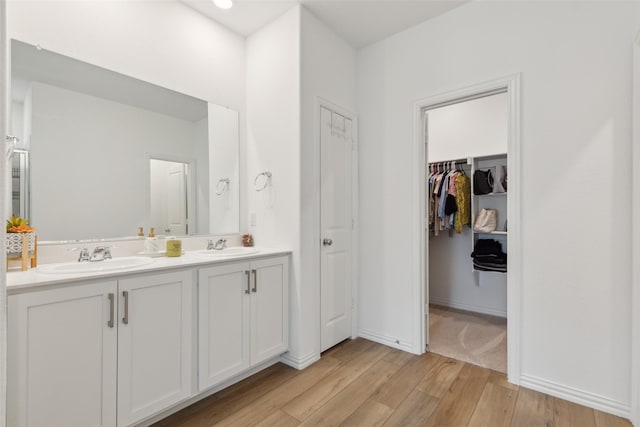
[[412, 74, 522, 383]]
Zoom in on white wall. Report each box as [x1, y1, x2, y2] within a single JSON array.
[[246, 6, 303, 363], [149, 159, 171, 234], [208, 104, 240, 234], [428, 93, 508, 162], [10, 101, 23, 146], [300, 8, 357, 362], [7, 0, 245, 113], [194, 116, 209, 234], [633, 6, 640, 426], [358, 0, 634, 416], [30, 82, 202, 241], [245, 6, 356, 367]]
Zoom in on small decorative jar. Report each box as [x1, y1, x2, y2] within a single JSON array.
[[242, 234, 254, 247]]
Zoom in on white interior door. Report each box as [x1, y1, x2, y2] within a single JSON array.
[[167, 163, 187, 235], [320, 106, 353, 352]]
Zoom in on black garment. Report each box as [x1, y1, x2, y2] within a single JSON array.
[[444, 194, 458, 215], [471, 239, 507, 273]]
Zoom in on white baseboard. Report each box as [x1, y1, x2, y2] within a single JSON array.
[[358, 328, 415, 353], [520, 374, 631, 420], [280, 351, 320, 370], [429, 296, 507, 318]]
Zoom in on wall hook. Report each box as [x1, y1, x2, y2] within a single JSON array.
[[6, 135, 19, 159], [254, 171, 272, 191], [215, 178, 230, 196]]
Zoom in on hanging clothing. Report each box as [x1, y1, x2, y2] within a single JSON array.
[[431, 173, 444, 236], [454, 173, 471, 233], [428, 163, 471, 235]]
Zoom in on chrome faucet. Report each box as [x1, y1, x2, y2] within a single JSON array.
[[207, 238, 227, 251], [90, 246, 113, 262], [77, 247, 91, 263]]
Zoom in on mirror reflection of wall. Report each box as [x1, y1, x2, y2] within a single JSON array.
[[10, 39, 241, 241], [208, 104, 239, 234], [149, 159, 190, 236], [10, 150, 30, 219]]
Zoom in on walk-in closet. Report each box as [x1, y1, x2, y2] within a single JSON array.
[[425, 91, 509, 373]]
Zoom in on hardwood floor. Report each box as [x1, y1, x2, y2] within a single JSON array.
[[152, 338, 631, 427]]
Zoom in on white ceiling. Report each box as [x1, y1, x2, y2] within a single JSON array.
[[180, 0, 469, 48]]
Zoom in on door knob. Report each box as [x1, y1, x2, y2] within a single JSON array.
[[323, 238, 333, 246]]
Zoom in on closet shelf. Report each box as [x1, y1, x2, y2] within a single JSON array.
[[474, 192, 507, 197], [474, 230, 507, 235], [472, 268, 507, 274]]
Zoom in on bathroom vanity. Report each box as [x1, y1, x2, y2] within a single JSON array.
[[6, 248, 290, 427]]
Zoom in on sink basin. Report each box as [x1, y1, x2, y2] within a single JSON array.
[[190, 247, 259, 258], [37, 257, 155, 274]]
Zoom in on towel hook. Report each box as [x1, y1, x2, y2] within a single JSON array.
[[215, 178, 230, 196], [6, 135, 19, 159], [254, 171, 272, 191]]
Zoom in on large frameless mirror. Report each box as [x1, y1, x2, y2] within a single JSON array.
[[10, 39, 240, 241]]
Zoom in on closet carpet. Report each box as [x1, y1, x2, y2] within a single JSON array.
[[429, 305, 507, 374]]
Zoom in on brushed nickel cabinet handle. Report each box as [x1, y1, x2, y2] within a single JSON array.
[[323, 238, 333, 246], [107, 293, 115, 328], [245, 271, 251, 294], [252, 269, 257, 293], [122, 291, 129, 325]]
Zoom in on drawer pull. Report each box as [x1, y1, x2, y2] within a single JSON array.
[[122, 291, 129, 325], [252, 269, 257, 293], [107, 293, 115, 328]]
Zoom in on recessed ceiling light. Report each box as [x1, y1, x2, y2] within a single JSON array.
[[214, 0, 233, 10]]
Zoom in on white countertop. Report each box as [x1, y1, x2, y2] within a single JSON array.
[[7, 247, 291, 294]]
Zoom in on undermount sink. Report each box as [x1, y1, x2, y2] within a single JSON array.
[[37, 257, 155, 274], [190, 247, 260, 257]]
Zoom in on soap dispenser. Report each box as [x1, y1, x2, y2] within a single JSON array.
[[144, 228, 158, 254]]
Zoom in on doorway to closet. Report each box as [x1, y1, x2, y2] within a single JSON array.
[[420, 80, 518, 377]]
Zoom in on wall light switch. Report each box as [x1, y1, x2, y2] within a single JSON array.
[[250, 213, 256, 227]]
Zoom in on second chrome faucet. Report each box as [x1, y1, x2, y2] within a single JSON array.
[[75, 246, 113, 262], [207, 239, 227, 251]]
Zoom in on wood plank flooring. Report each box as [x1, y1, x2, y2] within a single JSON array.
[[152, 338, 631, 427]]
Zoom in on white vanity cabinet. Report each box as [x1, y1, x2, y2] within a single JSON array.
[[198, 255, 289, 391], [8, 270, 193, 427], [116, 270, 193, 427], [7, 251, 290, 427], [8, 280, 119, 427]]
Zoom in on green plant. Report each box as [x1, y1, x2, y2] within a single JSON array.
[[6, 215, 35, 233]]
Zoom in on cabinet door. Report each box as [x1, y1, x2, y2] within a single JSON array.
[[117, 270, 193, 426], [8, 281, 118, 427], [198, 262, 251, 391], [250, 256, 289, 366]]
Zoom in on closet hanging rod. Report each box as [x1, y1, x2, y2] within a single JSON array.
[[427, 159, 468, 166]]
